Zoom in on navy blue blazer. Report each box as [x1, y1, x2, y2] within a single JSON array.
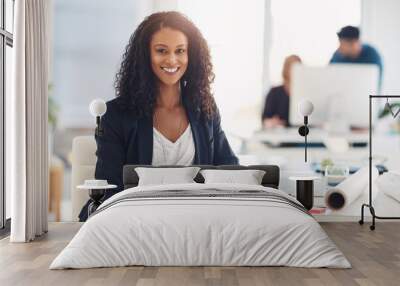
[[79, 97, 239, 221]]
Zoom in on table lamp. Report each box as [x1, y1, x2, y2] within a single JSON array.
[[89, 99, 107, 137], [290, 100, 316, 211], [77, 99, 108, 217], [298, 99, 314, 162]]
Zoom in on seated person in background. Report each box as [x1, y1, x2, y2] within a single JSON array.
[[262, 55, 301, 128], [330, 26, 383, 87], [79, 11, 238, 222]]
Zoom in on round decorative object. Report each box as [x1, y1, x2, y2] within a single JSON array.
[[298, 125, 309, 137], [298, 99, 314, 116], [89, 98, 107, 117], [325, 165, 349, 187]]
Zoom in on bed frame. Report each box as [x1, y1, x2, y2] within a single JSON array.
[[71, 136, 280, 221]]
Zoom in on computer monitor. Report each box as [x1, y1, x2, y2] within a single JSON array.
[[290, 64, 379, 130]]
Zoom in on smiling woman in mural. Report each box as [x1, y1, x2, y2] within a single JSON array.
[[79, 11, 238, 221]]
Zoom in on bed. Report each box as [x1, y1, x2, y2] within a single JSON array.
[[51, 162, 350, 269]]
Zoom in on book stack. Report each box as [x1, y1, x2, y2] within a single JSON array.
[[312, 188, 327, 215], [310, 207, 326, 215]]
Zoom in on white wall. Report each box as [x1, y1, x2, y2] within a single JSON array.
[[153, 0, 178, 11], [53, 0, 153, 128], [176, 0, 266, 137], [53, 1, 265, 136], [362, 0, 400, 95], [269, 0, 361, 85], [262, 0, 272, 97], [52, 1, 400, 129]]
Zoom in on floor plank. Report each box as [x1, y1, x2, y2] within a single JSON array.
[[0, 222, 399, 286]]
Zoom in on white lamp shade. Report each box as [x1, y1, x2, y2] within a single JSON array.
[[89, 99, 107, 117], [298, 99, 314, 116]]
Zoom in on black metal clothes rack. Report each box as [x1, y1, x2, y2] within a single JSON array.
[[359, 95, 400, 230]]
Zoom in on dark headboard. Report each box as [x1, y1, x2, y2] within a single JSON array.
[[123, 165, 280, 189]]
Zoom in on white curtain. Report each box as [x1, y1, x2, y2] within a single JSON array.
[[9, 0, 49, 242]]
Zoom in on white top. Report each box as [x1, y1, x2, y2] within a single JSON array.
[[77, 183, 117, 190], [152, 124, 195, 166], [288, 176, 320, 181]]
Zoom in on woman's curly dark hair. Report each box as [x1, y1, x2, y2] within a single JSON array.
[[115, 11, 216, 119]]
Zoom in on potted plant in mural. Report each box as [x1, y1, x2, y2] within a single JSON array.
[[48, 83, 59, 156], [379, 102, 400, 134]]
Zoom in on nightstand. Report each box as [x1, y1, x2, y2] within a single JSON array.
[[77, 180, 117, 217], [288, 176, 320, 210]]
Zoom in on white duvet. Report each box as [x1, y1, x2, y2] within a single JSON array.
[[50, 183, 350, 269]]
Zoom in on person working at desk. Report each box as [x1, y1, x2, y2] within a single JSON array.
[[262, 55, 302, 128], [330, 26, 383, 87]]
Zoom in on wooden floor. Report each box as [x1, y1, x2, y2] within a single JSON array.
[[0, 222, 399, 286]]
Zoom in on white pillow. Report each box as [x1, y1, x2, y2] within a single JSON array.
[[135, 167, 201, 186], [200, 169, 266, 185]]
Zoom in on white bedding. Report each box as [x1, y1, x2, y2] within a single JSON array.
[[50, 183, 350, 269]]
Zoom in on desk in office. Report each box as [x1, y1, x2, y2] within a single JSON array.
[[253, 128, 368, 148], [244, 131, 400, 221]]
